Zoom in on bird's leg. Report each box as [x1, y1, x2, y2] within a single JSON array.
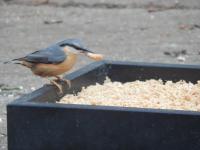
[[54, 75, 71, 88], [47, 78, 63, 94]]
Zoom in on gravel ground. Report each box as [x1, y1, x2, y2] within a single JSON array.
[[0, 0, 200, 149]]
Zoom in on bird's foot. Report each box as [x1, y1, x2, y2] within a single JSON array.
[[55, 76, 71, 88], [61, 79, 71, 88], [50, 80, 63, 94]]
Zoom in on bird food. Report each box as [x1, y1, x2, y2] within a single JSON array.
[[8, 61, 200, 149], [60, 78, 200, 111]]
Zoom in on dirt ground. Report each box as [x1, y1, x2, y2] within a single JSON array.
[[0, 0, 200, 149]]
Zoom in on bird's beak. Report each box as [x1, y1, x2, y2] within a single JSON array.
[[79, 48, 104, 61], [65, 46, 103, 61]]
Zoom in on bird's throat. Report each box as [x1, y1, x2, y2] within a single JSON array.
[[64, 52, 77, 70]]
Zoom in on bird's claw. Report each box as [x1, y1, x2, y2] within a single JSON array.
[[54, 76, 71, 88], [49, 76, 71, 95], [61, 79, 71, 88], [50, 80, 63, 95]]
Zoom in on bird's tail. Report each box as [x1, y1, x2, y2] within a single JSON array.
[[3, 58, 24, 65], [4, 58, 33, 68]]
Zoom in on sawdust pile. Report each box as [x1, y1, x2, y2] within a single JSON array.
[[60, 78, 200, 111]]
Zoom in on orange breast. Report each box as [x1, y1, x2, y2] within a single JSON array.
[[32, 53, 77, 77]]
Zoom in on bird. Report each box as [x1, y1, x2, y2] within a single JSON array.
[[4, 39, 104, 94]]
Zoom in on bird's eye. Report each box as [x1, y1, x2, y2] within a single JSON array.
[[59, 44, 66, 47]]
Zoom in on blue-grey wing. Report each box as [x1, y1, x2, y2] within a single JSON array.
[[24, 45, 66, 64]]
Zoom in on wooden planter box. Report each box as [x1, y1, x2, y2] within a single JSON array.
[[7, 60, 200, 150]]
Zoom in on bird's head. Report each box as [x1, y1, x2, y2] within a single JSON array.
[[58, 39, 92, 54], [57, 39, 104, 61]]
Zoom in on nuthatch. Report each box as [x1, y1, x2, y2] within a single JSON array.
[[5, 39, 103, 93]]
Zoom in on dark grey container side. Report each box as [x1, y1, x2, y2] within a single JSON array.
[[7, 61, 200, 150]]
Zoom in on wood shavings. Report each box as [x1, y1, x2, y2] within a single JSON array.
[[59, 78, 200, 111]]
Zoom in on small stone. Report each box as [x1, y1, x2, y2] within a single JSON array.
[[31, 87, 36, 91], [0, 118, 2, 123], [33, 0, 49, 5], [169, 43, 178, 48], [44, 19, 63, 24], [19, 86, 23, 90], [150, 15, 155, 20], [194, 24, 200, 29], [177, 56, 186, 62], [164, 51, 171, 56], [8, 94, 14, 98]]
